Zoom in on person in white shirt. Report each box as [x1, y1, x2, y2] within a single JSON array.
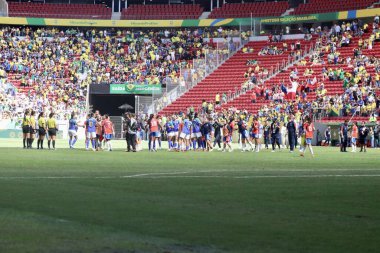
[[287, 77, 298, 100], [335, 24, 341, 35], [281, 124, 287, 149]]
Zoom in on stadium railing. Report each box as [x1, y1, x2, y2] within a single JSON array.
[[135, 39, 245, 116], [0, 0, 8, 17]]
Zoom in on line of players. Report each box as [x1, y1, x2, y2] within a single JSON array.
[[147, 113, 316, 156], [23, 110, 366, 155], [21, 109, 115, 151], [22, 109, 58, 150]]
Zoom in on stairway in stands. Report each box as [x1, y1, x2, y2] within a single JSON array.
[[160, 38, 315, 115]]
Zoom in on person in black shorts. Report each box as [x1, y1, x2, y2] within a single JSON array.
[[29, 110, 36, 149], [212, 118, 222, 150], [263, 121, 270, 149], [47, 113, 57, 150], [37, 112, 47, 149], [22, 109, 31, 149], [359, 121, 369, 152], [270, 118, 281, 152], [340, 120, 348, 152]]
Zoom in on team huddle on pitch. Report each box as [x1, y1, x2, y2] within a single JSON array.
[[142, 112, 316, 156]]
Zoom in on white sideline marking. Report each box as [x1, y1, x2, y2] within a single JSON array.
[[1, 168, 380, 180], [0, 171, 380, 180], [120, 171, 190, 178]]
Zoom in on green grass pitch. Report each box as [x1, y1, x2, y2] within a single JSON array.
[[0, 139, 379, 253]]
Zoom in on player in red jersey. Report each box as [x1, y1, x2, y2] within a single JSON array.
[[300, 117, 315, 157], [102, 115, 114, 151], [148, 114, 160, 152], [222, 117, 234, 152], [96, 115, 104, 151], [251, 117, 261, 152]]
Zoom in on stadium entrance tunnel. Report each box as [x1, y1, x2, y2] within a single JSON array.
[[90, 94, 135, 117]]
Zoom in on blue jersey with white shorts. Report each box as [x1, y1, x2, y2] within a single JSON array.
[[192, 118, 201, 133], [69, 119, 78, 131], [182, 119, 192, 135], [166, 121, 173, 133], [86, 118, 97, 132], [173, 120, 180, 132]]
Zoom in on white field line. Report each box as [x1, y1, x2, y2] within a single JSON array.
[[0, 169, 380, 180], [146, 174, 380, 179]]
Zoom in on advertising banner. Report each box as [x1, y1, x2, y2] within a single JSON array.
[[110, 84, 162, 95]]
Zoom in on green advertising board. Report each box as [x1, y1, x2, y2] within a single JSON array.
[[259, 12, 338, 25], [0, 129, 63, 139], [110, 84, 162, 95]]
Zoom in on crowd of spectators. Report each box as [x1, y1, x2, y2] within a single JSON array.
[[223, 19, 380, 123], [0, 26, 248, 121]]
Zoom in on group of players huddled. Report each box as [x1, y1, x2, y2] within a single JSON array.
[[145, 113, 234, 153], [143, 111, 315, 157], [68, 111, 115, 151]]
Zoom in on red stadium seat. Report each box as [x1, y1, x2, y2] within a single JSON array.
[[8, 3, 111, 19], [291, 0, 378, 15], [209, 1, 289, 19], [120, 4, 203, 20]]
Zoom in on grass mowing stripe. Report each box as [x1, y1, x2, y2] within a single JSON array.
[[1, 143, 380, 253]]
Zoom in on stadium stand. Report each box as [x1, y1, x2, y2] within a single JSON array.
[[159, 20, 380, 124], [159, 38, 315, 115], [120, 4, 203, 20], [7, 2, 112, 19], [221, 22, 380, 122], [291, 0, 378, 15], [208, 1, 289, 18], [0, 27, 214, 120]]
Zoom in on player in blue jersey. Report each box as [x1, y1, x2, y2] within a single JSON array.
[[85, 113, 97, 151], [191, 113, 202, 150], [179, 115, 192, 151], [165, 117, 174, 151], [68, 113, 79, 149], [172, 115, 180, 150]]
